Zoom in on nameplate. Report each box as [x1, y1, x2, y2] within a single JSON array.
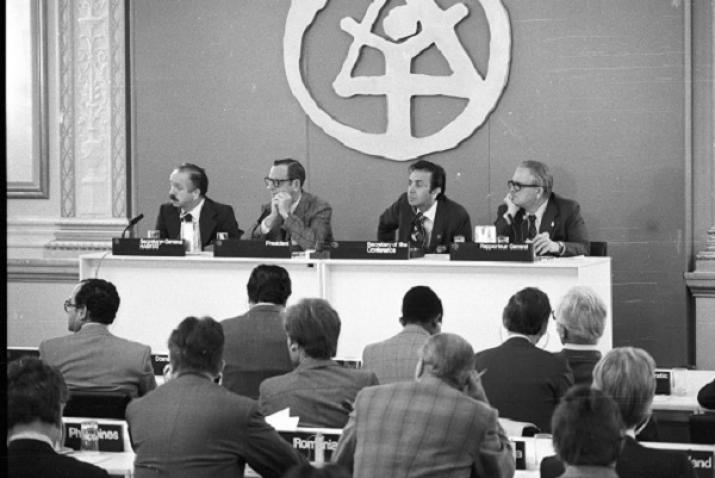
[[655, 370, 672, 395], [510, 439, 527, 470], [450, 242, 535, 262], [279, 430, 342, 462], [324, 241, 411, 260], [213, 239, 292, 258], [687, 449, 713, 478], [112, 238, 185, 256], [151, 353, 170, 376], [63, 422, 125, 452]]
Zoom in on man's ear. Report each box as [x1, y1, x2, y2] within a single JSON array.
[[431, 187, 442, 200]]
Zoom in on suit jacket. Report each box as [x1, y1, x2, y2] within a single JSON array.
[[155, 196, 242, 249], [39, 322, 156, 398], [698, 378, 715, 409], [259, 358, 379, 428], [474, 337, 573, 432], [362, 324, 431, 384], [248, 191, 333, 250], [377, 193, 472, 253], [7, 439, 110, 478], [332, 376, 515, 478], [220, 304, 294, 400], [126, 372, 305, 478], [540, 436, 696, 478], [495, 193, 589, 256], [554, 347, 601, 386]]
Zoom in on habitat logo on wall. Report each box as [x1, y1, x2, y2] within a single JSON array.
[[284, 0, 511, 160]]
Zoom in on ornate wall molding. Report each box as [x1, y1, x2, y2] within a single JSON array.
[[58, 0, 126, 218], [7, 258, 80, 282]]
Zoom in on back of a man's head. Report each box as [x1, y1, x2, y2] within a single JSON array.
[[419, 333, 475, 389], [284, 298, 341, 360], [76, 278, 120, 325], [502, 287, 551, 336], [401, 286, 443, 331], [168, 316, 225, 376], [8, 357, 68, 431], [552, 385, 623, 468], [247, 264, 292, 306]]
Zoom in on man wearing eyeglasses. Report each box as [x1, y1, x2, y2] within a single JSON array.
[[248, 158, 333, 250], [495, 160, 589, 256], [39, 279, 156, 398], [155, 163, 242, 251]]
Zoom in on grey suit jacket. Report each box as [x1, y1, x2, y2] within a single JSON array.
[[248, 191, 333, 250], [39, 322, 156, 398], [127, 372, 305, 478], [362, 324, 431, 384], [221, 304, 294, 400], [332, 376, 515, 478], [259, 357, 378, 428]]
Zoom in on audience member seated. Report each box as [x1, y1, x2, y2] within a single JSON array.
[[127, 316, 305, 478], [362, 285, 442, 384], [541, 347, 696, 478], [221, 264, 294, 399], [475, 287, 573, 432], [7, 357, 109, 478], [259, 299, 378, 428], [39, 279, 156, 398], [282, 464, 351, 478], [550, 385, 624, 478], [553, 286, 607, 385], [698, 378, 715, 410], [333, 333, 515, 478]]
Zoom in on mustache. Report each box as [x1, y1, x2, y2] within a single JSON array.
[[169, 194, 178, 201]]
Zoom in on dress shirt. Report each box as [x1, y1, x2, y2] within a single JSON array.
[[181, 198, 205, 251], [7, 431, 55, 448]]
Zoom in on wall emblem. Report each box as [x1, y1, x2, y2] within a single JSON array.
[[284, 0, 511, 160]]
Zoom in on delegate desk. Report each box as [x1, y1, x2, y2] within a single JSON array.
[[79, 253, 612, 358]]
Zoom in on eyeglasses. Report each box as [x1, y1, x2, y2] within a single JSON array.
[[507, 180, 542, 192], [264, 177, 293, 188], [63, 299, 78, 313]]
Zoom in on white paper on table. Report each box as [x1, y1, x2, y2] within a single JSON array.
[[265, 408, 300, 430]]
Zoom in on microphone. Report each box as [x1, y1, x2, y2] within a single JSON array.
[[121, 213, 144, 238]]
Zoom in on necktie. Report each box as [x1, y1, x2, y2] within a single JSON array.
[[527, 214, 537, 240], [182, 213, 193, 223], [411, 211, 428, 250]]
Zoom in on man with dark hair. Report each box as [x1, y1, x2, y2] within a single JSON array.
[[550, 386, 623, 478], [259, 298, 378, 428], [221, 264, 295, 399], [333, 333, 514, 478], [249, 158, 333, 250], [474, 287, 573, 432], [155, 162, 242, 251], [495, 160, 588, 256], [127, 316, 305, 477], [362, 285, 443, 384], [378, 159, 472, 253], [7, 357, 109, 478], [39, 279, 156, 398]]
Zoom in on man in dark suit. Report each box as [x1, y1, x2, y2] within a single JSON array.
[[474, 287, 573, 433], [221, 264, 294, 399], [127, 316, 305, 478], [39, 279, 156, 398], [362, 285, 443, 384], [698, 379, 715, 409], [378, 159, 472, 253], [333, 333, 515, 478], [7, 357, 109, 478], [259, 298, 378, 429], [248, 158, 333, 250], [155, 162, 242, 251], [495, 160, 588, 256], [553, 286, 607, 385]]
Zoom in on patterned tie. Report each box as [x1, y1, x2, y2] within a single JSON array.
[[411, 211, 428, 250], [527, 214, 537, 240]]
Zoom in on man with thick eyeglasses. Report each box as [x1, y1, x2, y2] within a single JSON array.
[[39, 279, 156, 398], [495, 160, 589, 256], [155, 163, 242, 251], [248, 158, 333, 250]]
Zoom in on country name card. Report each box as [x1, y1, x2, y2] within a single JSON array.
[[278, 429, 342, 463], [63, 421, 127, 452], [655, 370, 672, 395]]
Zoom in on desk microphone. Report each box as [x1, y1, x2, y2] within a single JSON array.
[[121, 213, 144, 238]]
